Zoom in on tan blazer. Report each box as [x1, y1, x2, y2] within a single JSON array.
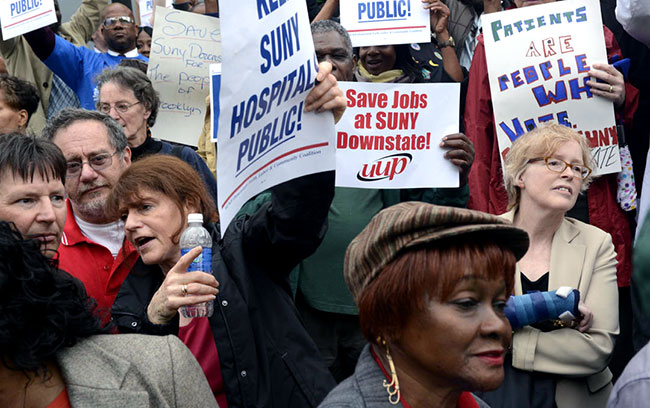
[[57, 334, 218, 408], [501, 210, 619, 408]]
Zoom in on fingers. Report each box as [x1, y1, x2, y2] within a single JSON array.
[[146, 246, 219, 325], [586, 63, 625, 107], [305, 64, 347, 122], [440, 133, 475, 162], [577, 301, 594, 333], [147, 278, 219, 325], [305, 64, 336, 110], [421, 0, 443, 8], [440, 133, 474, 185], [578, 313, 593, 332], [316, 60, 333, 82], [168, 246, 203, 275], [306, 78, 342, 112], [183, 271, 220, 289]]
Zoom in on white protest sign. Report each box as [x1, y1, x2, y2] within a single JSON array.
[[340, 0, 430, 47], [138, 0, 173, 27], [336, 82, 459, 188], [217, 0, 336, 234], [482, 0, 620, 175], [209, 63, 221, 143], [147, 7, 220, 146], [0, 0, 57, 40]]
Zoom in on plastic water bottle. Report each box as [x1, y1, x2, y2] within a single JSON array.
[[179, 213, 214, 318]]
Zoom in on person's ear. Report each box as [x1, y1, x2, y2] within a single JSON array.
[[16, 109, 28, 129], [516, 171, 526, 189], [184, 197, 201, 214], [122, 146, 132, 166]]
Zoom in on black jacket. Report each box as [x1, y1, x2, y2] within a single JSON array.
[[112, 171, 337, 408]]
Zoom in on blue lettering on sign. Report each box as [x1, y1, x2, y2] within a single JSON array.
[[236, 101, 303, 173], [260, 13, 300, 74], [230, 57, 315, 139], [10, 0, 42, 17], [358, 0, 410, 22], [256, 0, 288, 19]]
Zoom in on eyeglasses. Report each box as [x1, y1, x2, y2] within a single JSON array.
[[98, 101, 141, 114], [66, 151, 120, 177], [529, 157, 592, 180], [103, 15, 135, 27]]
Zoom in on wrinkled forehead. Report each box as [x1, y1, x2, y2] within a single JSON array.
[[53, 120, 114, 160], [102, 4, 134, 20], [313, 31, 349, 52]]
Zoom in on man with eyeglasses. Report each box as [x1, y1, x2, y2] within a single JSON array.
[[0, 133, 67, 258], [0, 0, 108, 134], [42, 108, 139, 315], [24, 2, 147, 111]]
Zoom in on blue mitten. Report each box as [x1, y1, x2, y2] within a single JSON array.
[[505, 287, 580, 330]]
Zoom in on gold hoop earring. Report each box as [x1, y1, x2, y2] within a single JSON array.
[[378, 337, 400, 405]]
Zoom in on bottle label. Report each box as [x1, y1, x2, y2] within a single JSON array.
[[181, 247, 212, 273]]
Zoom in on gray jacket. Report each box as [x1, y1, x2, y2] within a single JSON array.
[[318, 345, 490, 407], [56, 334, 218, 408]]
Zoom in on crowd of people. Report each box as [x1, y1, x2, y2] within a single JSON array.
[[1, 0, 650, 407]]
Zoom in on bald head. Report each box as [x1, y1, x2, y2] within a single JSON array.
[[101, 3, 138, 53], [101, 3, 134, 21]]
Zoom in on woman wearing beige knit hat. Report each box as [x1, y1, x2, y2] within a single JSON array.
[[318, 202, 529, 408]]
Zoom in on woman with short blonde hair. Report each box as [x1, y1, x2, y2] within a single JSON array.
[[479, 123, 619, 408]]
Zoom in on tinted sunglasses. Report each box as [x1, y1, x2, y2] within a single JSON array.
[[103, 15, 134, 27]]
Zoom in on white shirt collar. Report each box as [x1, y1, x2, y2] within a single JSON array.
[[107, 48, 140, 58]]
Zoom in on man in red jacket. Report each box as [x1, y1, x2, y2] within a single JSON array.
[[42, 108, 138, 317]]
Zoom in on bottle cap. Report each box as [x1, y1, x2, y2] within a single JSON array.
[[187, 213, 203, 223]]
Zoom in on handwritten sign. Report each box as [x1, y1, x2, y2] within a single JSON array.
[[217, 0, 336, 234], [147, 7, 221, 146], [483, 0, 620, 175], [336, 82, 459, 188], [340, 0, 430, 47], [137, 0, 173, 27], [0, 0, 57, 40]]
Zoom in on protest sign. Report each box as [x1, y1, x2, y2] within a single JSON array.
[[147, 7, 220, 146], [482, 0, 620, 175], [0, 0, 57, 40], [340, 0, 430, 47], [336, 81, 459, 188], [217, 0, 336, 234], [209, 63, 220, 143], [137, 0, 173, 27]]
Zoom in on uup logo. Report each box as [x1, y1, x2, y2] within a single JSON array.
[[357, 153, 412, 182]]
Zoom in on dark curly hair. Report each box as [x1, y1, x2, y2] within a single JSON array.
[[0, 74, 40, 125], [0, 221, 109, 377]]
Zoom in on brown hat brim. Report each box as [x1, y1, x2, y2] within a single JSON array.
[[404, 223, 529, 261]]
